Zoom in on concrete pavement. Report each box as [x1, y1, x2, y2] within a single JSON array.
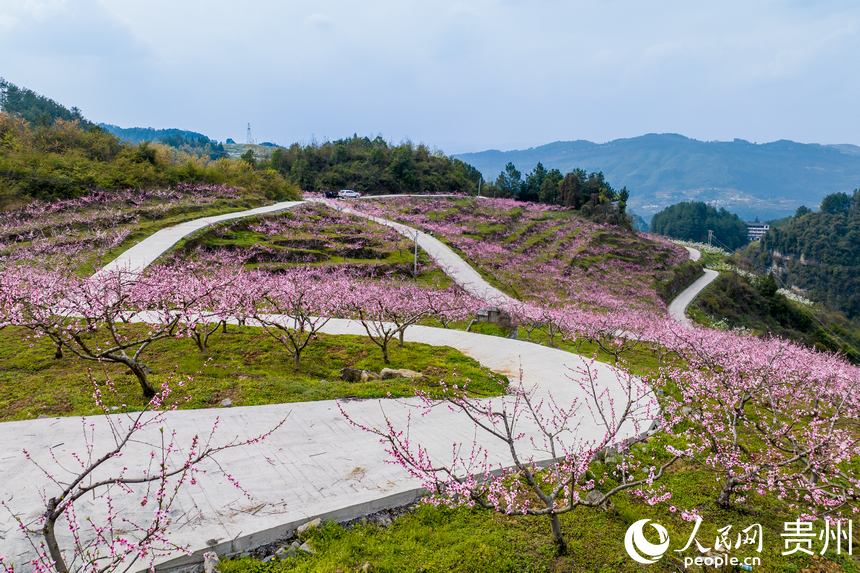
[[0, 318, 648, 569], [312, 198, 515, 307], [668, 247, 719, 326], [0, 197, 652, 568], [93, 200, 304, 278]]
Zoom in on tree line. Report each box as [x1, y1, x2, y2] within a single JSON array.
[[258, 135, 482, 196], [257, 139, 631, 225], [741, 190, 860, 320], [99, 123, 227, 160], [481, 161, 630, 223], [650, 201, 749, 250], [0, 78, 93, 128]]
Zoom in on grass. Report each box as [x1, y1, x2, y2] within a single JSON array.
[[211, 322, 859, 572], [690, 271, 860, 362], [0, 325, 507, 422], [78, 196, 272, 274], [167, 203, 452, 288], [355, 197, 688, 312], [220, 439, 858, 573]]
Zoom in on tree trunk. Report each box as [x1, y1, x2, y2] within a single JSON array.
[[194, 333, 206, 352], [54, 342, 63, 359], [128, 361, 156, 399], [398, 329, 405, 347], [222, 320, 228, 333], [717, 478, 737, 509], [382, 342, 390, 365], [549, 513, 567, 555], [43, 500, 68, 573]]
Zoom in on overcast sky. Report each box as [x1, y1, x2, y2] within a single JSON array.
[[1, 0, 858, 153]]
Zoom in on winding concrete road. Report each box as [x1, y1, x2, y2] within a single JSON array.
[[0, 317, 647, 569], [668, 247, 720, 326], [314, 198, 514, 306], [0, 197, 653, 568], [94, 200, 304, 278], [0, 197, 717, 568]]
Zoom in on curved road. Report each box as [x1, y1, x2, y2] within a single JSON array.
[[314, 198, 514, 306], [94, 200, 304, 278], [668, 247, 719, 326], [0, 197, 655, 568]]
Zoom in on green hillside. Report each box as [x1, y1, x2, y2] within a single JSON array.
[[0, 80, 298, 206], [99, 123, 226, 159], [739, 191, 860, 320], [0, 78, 93, 128], [651, 201, 749, 250], [268, 136, 481, 195], [690, 271, 860, 362]]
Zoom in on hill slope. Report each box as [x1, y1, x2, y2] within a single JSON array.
[[739, 190, 860, 320], [455, 134, 860, 219], [0, 80, 298, 206], [99, 123, 227, 159]]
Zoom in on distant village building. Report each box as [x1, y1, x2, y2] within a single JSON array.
[[746, 221, 770, 241]]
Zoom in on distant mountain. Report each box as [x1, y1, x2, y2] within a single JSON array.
[[455, 134, 860, 220]]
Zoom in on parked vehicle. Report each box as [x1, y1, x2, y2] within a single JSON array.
[[338, 189, 361, 199], [324, 190, 338, 198]]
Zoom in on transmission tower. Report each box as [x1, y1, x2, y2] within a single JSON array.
[[246, 122, 255, 145]]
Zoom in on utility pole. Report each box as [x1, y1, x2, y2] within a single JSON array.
[[413, 231, 419, 277], [477, 176, 482, 197], [707, 229, 714, 247]]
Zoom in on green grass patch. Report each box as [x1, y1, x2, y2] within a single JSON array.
[[0, 325, 507, 421], [654, 260, 704, 304], [165, 204, 449, 287], [220, 455, 851, 572], [691, 271, 860, 362]]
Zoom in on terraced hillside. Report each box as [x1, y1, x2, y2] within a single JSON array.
[[0, 184, 275, 274], [350, 197, 689, 311], [169, 202, 452, 288]]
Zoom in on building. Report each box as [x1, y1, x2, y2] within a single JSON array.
[[746, 222, 770, 241]]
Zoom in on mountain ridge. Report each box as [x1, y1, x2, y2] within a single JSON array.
[[455, 134, 860, 219]]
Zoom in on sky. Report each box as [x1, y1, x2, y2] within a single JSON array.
[[1, 0, 859, 153]]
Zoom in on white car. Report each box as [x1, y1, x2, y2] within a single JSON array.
[[337, 189, 361, 199]]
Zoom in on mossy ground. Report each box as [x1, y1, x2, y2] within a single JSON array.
[[0, 324, 506, 421]]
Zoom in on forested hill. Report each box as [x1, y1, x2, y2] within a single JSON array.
[[268, 136, 482, 196], [0, 80, 298, 205], [651, 201, 749, 250], [454, 134, 860, 220], [740, 191, 860, 320], [0, 78, 93, 128], [99, 124, 226, 159], [99, 124, 213, 145]]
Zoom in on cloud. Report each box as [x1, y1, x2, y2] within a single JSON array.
[[3, 0, 859, 152]]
